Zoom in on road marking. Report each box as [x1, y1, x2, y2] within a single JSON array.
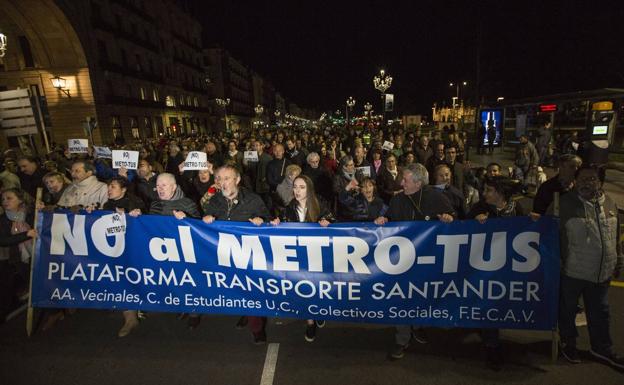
[[611, 281, 624, 288], [260, 343, 279, 385]]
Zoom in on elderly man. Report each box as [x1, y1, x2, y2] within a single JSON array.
[[302, 152, 332, 202], [375, 163, 455, 360], [531, 154, 582, 218], [203, 165, 270, 344], [556, 166, 623, 369], [127, 172, 200, 335], [57, 161, 108, 209], [147, 173, 200, 217]]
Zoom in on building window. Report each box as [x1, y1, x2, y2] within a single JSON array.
[[179, 95, 185, 106], [193, 97, 199, 107], [140, 87, 146, 100], [186, 95, 192, 106], [152, 88, 159, 102], [18, 36, 35, 68], [165, 95, 175, 107]]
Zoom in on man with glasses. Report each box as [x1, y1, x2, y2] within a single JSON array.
[[556, 166, 623, 369]]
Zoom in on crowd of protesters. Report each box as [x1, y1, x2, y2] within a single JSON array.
[[0, 121, 621, 372]]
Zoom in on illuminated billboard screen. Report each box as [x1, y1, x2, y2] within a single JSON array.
[[480, 109, 502, 146]]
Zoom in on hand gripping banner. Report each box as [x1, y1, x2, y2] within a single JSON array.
[[32, 211, 560, 330]]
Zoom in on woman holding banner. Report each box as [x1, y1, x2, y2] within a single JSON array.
[[467, 175, 523, 371], [270, 175, 335, 342], [0, 188, 37, 320]]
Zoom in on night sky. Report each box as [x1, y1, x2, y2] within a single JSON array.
[[196, 1, 624, 116]]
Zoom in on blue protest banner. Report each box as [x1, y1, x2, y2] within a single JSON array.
[[32, 211, 560, 330]]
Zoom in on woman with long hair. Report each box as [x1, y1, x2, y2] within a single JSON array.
[[271, 175, 334, 342]]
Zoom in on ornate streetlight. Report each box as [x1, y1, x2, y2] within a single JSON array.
[[50, 75, 71, 97], [274, 110, 281, 126], [373, 69, 393, 125], [345, 96, 356, 128], [254, 104, 264, 128], [364, 102, 373, 124], [215, 98, 230, 131]]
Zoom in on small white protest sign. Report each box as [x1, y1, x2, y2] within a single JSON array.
[[382, 141, 395, 151], [183, 151, 208, 170], [112, 150, 139, 169], [244, 151, 258, 161], [356, 166, 371, 177], [101, 212, 127, 236], [68, 139, 89, 154]]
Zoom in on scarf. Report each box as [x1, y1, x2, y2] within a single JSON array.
[[6, 210, 33, 263], [494, 200, 517, 217], [343, 170, 355, 180], [373, 159, 382, 173]]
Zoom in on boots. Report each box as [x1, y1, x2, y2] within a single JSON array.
[[118, 310, 139, 337]]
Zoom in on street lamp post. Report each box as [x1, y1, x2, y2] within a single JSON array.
[[373, 69, 392, 127], [364, 102, 373, 125], [254, 104, 264, 128], [215, 98, 230, 131], [274, 110, 281, 127], [345, 96, 356, 128], [449, 81, 468, 107]]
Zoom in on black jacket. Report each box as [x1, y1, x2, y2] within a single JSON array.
[[338, 190, 387, 221], [203, 187, 269, 222], [149, 187, 200, 217], [386, 186, 455, 221], [134, 173, 159, 207], [280, 197, 335, 223], [103, 194, 146, 212], [266, 157, 291, 191], [0, 211, 34, 262]]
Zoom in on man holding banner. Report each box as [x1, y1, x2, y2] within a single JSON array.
[[374, 163, 455, 360], [202, 164, 270, 344]]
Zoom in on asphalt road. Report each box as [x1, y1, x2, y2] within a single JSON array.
[[0, 283, 622, 385]]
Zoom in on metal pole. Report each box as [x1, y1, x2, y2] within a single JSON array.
[[30, 85, 51, 153], [26, 187, 43, 337]]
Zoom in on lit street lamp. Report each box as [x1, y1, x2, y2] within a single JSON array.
[[345, 96, 356, 128], [373, 69, 392, 126], [449, 81, 468, 107], [215, 97, 230, 131]]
